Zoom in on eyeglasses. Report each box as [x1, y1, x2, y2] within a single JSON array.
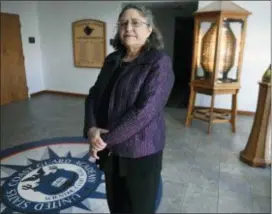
[[117, 20, 149, 28]]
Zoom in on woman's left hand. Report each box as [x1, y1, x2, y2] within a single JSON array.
[[89, 137, 107, 159], [89, 147, 100, 159], [91, 137, 107, 151]]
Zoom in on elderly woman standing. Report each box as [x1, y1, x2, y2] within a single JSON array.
[[83, 4, 174, 214]]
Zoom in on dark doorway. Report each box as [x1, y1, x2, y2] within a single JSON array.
[[167, 16, 195, 108]]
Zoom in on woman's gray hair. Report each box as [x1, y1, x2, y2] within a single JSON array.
[[111, 4, 164, 51]]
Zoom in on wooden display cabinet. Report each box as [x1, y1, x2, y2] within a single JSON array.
[[185, 1, 252, 134]]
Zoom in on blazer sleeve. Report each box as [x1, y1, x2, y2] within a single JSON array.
[[83, 85, 97, 139], [102, 54, 175, 146], [83, 57, 108, 138]]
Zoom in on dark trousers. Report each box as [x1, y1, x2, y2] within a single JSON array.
[[104, 168, 160, 214]]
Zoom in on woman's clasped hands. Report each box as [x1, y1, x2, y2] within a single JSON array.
[[88, 127, 108, 159]]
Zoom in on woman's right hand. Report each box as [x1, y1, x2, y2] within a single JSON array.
[[88, 127, 108, 159]]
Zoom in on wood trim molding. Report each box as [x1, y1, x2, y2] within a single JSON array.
[[30, 90, 255, 116], [30, 90, 87, 98]]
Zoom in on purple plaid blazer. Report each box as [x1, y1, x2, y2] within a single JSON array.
[[84, 48, 175, 158]]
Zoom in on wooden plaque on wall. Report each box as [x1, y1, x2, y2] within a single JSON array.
[[72, 19, 106, 68]]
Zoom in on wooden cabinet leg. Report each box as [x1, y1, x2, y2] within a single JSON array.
[[208, 94, 215, 134], [185, 88, 196, 127], [231, 93, 238, 133]]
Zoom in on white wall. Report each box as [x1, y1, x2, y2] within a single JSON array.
[[196, 1, 271, 112], [37, 1, 122, 94], [1, 1, 270, 112], [1, 1, 44, 94]]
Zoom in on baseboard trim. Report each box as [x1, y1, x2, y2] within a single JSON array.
[[30, 90, 255, 116], [30, 91, 46, 97], [30, 90, 87, 98]]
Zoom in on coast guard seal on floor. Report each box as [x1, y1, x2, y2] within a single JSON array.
[[1, 137, 162, 213], [0, 137, 109, 213]]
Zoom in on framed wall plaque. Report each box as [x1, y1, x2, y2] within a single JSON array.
[[72, 19, 106, 68]]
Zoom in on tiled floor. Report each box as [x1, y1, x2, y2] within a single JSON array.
[[1, 94, 271, 213]]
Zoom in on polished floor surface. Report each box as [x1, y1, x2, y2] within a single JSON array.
[[1, 94, 271, 213]]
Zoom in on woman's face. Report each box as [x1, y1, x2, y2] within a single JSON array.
[[118, 8, 152, 49]]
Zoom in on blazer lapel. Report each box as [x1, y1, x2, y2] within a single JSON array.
[[96, 52, 122, 106]]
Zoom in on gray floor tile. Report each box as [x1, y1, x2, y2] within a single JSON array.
[[167, 138, 199, 154], [244, 168, 271, 198], [186, 181, 218, 198], [157, 181, 186, 213], [218, 194, 253, 213], [219, 172, 251, 194], [248, 178, 271, 197], [188, 164, 220, 186], [252, 195, 271, 213], [218, 185, 253, 213], [181, 186, 218, 213], [162, 149, 194, 184]]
